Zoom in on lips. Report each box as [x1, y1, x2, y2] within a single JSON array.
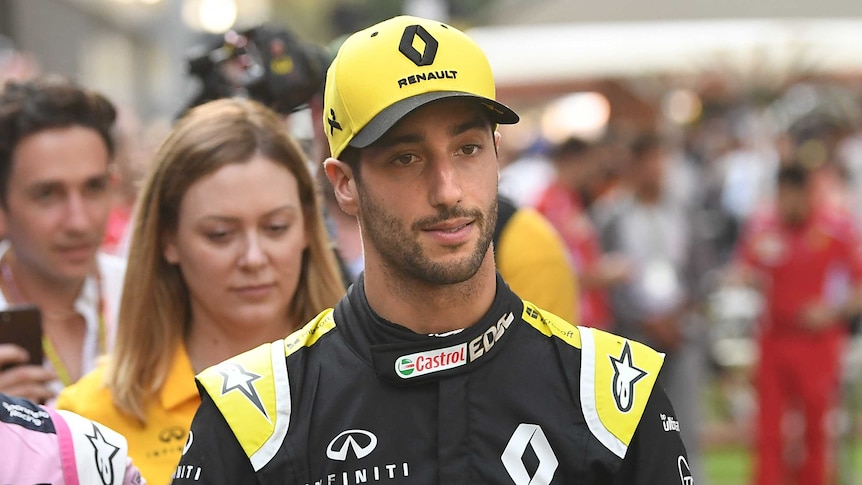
[[420, 218, 475, 245], [232, 283, 276, 299], [55, 242, 97, 262], [421, 218, 473, 233]]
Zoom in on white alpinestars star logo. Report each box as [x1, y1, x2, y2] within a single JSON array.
[[86, 423, 120, 485], [609, 341, 647, 413], [219, 362, 268, 419]]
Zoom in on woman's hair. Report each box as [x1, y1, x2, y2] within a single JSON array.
[[107, 98, 345, 422]]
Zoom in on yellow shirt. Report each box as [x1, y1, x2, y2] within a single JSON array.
[[56, 345, 200, 485], [496, 207, 579, 324]]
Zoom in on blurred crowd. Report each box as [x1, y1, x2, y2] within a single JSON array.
[[499, 80, 862, 485], [1, 14, 862, 485]]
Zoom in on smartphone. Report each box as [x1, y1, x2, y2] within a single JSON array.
[[0, 305, 43, 369]]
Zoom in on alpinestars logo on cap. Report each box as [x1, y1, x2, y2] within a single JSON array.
[[399, 25, 438, 66], [609, 341, 647, 413]]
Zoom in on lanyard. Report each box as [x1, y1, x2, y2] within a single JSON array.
[[0, 255, 106, 386]]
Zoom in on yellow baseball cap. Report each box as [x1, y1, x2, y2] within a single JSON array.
[[323, 15, 519, 159]]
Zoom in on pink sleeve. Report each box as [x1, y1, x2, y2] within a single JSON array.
[[46, 406, 80, 485], [124, 457, 146, 485]]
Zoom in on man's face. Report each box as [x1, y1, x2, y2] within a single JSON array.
[[2, 126, 112, 283], [634, 146, 667, 196], [350, 98, 499, 285], [777, 182, 810, 226]]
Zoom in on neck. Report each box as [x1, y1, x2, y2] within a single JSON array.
[[363, 248, 498, 335], [184, 312, 295, 373], [3, 250, 85, 312]]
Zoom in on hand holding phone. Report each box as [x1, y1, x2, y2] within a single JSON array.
[[0, 305, 55, 403], [0, 305, 43, 367]]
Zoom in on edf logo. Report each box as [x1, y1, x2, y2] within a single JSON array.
[[399, 25, 438, 66]]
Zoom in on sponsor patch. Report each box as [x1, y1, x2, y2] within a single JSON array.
[[502, 423, 559, 485], [661, 413, 681, 433], [678, 455, 694, 484], [609, 341, 647, 413], [395, 343, 467, 378], [219, 362, 268, 419], [316, 429, 410, 484], [0, 399, 53, 432], [327, 429, 378, 461], [394, 312, 514, 379], [86, 423, 120, 485]]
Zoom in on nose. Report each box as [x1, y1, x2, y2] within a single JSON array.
[[239, 231, 267, 270], [63, 192, 91, 233], [427, 156, 464, 209]]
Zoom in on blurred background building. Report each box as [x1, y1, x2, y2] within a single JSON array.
[[4, 0, 862, 124]]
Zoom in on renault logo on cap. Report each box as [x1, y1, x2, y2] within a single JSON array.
[[326, 429, 378, 461], [399, 25, 438, 66]]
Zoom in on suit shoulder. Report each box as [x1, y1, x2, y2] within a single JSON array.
[[520, 300, 581, 349], [196, 308, 335, 472], [577, 326, 665, 458], [519, 304, 665, 457]]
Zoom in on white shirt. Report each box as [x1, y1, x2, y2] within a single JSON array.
[[0, 240, 126, 394]]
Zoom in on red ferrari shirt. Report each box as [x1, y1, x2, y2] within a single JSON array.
[[536, 183, 611, 329], [736, 205, 862, 336]]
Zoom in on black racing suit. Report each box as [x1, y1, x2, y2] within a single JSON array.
[[172, 274, 693, 484]]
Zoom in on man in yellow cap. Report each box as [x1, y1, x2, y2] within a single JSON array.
[[173, 16, 692, 484]]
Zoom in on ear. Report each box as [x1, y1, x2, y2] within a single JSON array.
[[162, 231, 180, 264], [494, 130, 503, 181], [323, 157, 359, 216]]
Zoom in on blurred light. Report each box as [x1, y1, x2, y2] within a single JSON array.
[[182, 0, 237, 33], [497, 112, 540, 155], [403, 0, 449, 22], [541, 92, 610, 143], [662, 89, 702, 125]]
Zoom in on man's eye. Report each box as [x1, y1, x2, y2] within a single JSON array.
[[84, 178, 108, 194], [34, 188, 59, 202], [393, 154, 418, 166], [460, 144, 480, 156]]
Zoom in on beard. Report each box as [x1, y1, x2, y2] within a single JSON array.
[[358, 189, 497, 286]]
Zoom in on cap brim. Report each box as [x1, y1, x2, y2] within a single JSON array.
[[349, 91, 519, 149]]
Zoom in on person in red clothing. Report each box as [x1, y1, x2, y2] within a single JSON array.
[[733, 161, 862, 485], [535, 137, 630, 330]]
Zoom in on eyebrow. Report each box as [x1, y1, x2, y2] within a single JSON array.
[[26, 173, 109, 191], [196, 204, 301, 222], [450, 117, 490, 137], [376, 115, 490, 150]]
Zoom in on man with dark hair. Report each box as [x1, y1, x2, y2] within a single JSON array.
[[536, 136, 631, 330], [174, 16, 690, 484], [597, 131, 707, 481], [0, 76, 125, 403]]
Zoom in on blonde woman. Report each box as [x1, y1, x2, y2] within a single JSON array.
[[57, 98, 345, 483]]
